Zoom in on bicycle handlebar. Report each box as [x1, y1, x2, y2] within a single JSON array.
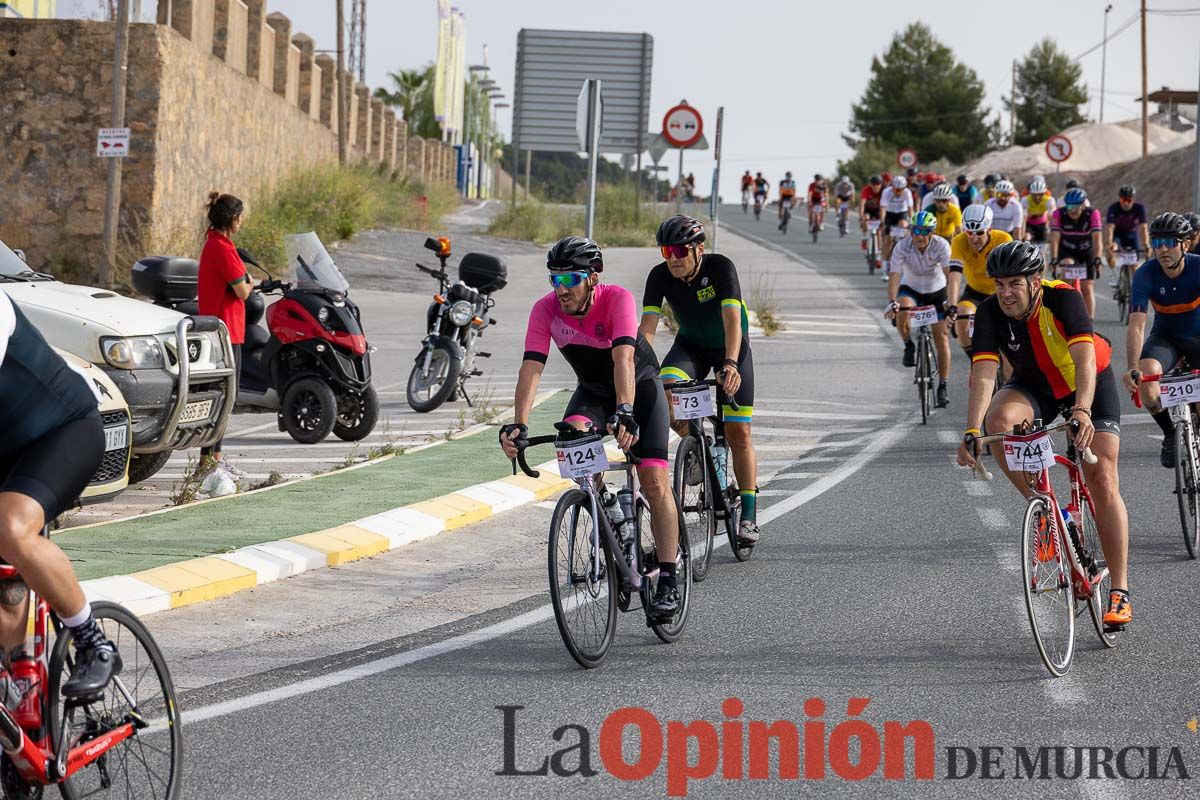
[[511, 431, 642, 479], [967, 420, 1097, 482], [666, 377, 740, 412]]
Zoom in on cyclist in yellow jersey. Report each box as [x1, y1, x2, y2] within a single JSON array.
[[924, 183, 963, 241], [945, 204, 1012, 355]]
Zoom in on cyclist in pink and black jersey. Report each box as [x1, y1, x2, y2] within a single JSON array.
[[500, 236, 682, 621]]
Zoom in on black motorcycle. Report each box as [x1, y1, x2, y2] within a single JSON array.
[[134, 232, 378, 444], [406, 236, 507, 412]]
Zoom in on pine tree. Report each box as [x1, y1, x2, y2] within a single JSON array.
[[1005, 39, 1088, 146]]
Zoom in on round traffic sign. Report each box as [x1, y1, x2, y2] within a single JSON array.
[[662, 103, 703, 149], [1045, 134, 1073, 163], [897, 147, 918, 169]]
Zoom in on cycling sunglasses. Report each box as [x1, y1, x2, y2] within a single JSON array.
[[911, 226, 935, 236], [1064, 203, 1083, 212], [660, 244, 693, 259], [1152, 237, 1183, 249], [548, 271, 590, 289]]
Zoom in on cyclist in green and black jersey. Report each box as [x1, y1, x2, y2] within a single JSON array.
[[639, 216, 760, 545]]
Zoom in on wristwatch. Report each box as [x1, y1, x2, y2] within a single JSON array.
[[615, 403, 634, 416]]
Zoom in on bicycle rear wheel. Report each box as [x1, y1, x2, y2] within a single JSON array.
[[1118, 267, 1132, 325], [1020, 497, 1076, 676], [547, 489, 617, 668], [1074, 486, 1118, 648], [674, 435, 714, 582], [916, 333, 930, 425], [49, 601, 183, 800], [781, 208, 790, 234], [1174, 420, 1200, 559], [637, 498, 691, 643]]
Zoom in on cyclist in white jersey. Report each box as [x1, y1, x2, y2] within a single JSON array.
[[880, 175, 914, 275], [985, 179, 1025, 240]]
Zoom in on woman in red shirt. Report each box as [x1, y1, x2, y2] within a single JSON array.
[[198, 192, 253, 463]]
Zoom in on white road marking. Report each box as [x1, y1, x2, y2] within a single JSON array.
[[977, 507, 1007, 529], [753, 409, 888, 421], [769, 329, 880, 338], [778, 317, 879, 329], [937, 430, 959, 445], [173, 415, 913, 726], [963, 481, 993, 497]]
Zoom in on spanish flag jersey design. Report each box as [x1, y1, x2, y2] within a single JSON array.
[[971, 280, 1112, 400]]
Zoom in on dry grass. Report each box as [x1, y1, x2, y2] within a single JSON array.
[[747, 273, 785, 336]]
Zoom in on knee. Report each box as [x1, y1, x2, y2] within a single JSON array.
[[984, 407, 1021, 435], [638, 468, 671, 500], [724, 424, 751, 448], [0, 509, 38, 559], [1088, 466, 1121, 502]]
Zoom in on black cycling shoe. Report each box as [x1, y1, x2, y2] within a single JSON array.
[[62, 643, 122, 699], [648, 582, 680, 622], [936, 384, 950, 408], [902, 341, 916, 367], [1161, 436, 1176, 469]]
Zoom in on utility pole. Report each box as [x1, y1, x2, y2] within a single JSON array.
[[524, 150, 532, 198], [1100, 4, 1113, 123], [1193, 53, 1200, 209], [99, 0, 130, 289], [1141, 0, 1149, 158], [1010, 60, 1017, 145], [336, 0, 348, 166]]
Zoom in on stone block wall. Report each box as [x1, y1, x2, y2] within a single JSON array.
[[1, 6, 456, 268]]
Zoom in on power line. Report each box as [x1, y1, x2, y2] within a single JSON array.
[[1073, 11, 1139, 61]]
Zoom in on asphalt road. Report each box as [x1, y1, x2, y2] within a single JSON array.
[[100, 209, 1199, 799]]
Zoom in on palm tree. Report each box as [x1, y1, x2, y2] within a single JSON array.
[[375, 64, 442, 139]]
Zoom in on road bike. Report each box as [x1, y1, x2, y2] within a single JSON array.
[[836, 201, 850, 237], [898, 305, 939, 424], [514, 423, 691, 668], [969, 420, 1117, 677], [1112, 248, 1141, 325], [0, 526, 182, 799], [667, 379, 753, 580], [1134, 369, 1200, 559], [779, 198, 793, 235], [741, 188, 751, 214], [864, 220, 881, 275], [809, 203, 823, 244], [753, 194, 765, 221]]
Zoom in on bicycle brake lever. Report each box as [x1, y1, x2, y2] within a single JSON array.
[[972, 458, 994, 482], [1081, 448, 1098, 465]]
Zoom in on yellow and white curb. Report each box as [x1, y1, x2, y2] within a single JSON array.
[[78, 446, 633, 618]]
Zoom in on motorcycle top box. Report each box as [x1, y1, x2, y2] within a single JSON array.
[[132, 256, 200, 305], [458, 253, 507, 294]]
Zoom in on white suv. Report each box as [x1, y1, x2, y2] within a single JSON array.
[[1, 239, 236, 483]]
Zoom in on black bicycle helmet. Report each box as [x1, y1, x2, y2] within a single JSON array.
[[546, 236, 604, 273], [869, 174, 882, 185], [1186, 212, 1200, 235], [1118, 184, 1136, 199], [986, 240, 1045, 279], [656, 215, 706, 247], [1065, 178, 1079, 190], [1149, 212, 1193, 241]]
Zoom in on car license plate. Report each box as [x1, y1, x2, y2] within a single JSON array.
[[179, 399, 214, 424], [104, 425, 127, 452]]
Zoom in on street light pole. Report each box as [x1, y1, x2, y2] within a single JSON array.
[[1100, 4, 1113, 124], [99, 0, 130, 289], [336, 0, 348, 166]]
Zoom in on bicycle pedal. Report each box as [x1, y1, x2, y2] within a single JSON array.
[[1103, 622, 1127, 633], [477, 351, 492, 358]]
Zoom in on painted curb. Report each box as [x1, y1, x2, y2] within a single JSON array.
[[78, 441, 641, 616]]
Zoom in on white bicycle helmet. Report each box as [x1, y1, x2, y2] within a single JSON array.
[[994, 179, 1015, 196], [1028, 176, 1047, 194], [931, 182, 954, 201], [962, 204, 993, 233], [891, 175, 907, 189], [839, 175, 850, 184]]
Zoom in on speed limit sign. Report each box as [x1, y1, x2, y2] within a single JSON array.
[[1045, 134, 1073, 163], [897, 147, 918, 169]]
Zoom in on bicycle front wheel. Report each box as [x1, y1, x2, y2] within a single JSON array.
[[1020, 497, 1076, 676], [637, 498, 691, 643], [49, 601, 183, 800], [547, 489, 617, 668], [1174, 420, 1200, 559], [915, 332, 930, 424], [674, 435, 715, 582]]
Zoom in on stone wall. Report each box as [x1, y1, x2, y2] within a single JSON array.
[[0, 5, 456, 270]]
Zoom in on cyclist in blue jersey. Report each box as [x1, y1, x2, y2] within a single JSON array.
[[0, 285, 120, 699], [1123, 212, 1200, 467], [640, 216, 760, 545]]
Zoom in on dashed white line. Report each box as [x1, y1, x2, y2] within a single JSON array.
[[937, 430, 959, 445], [977, 507, 1007, 529], [963, 481, 993, 497]]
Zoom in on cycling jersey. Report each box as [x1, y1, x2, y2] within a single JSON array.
[[928, 202, 963, 240], [753, 178, 769, 196], [985, 197, 1024, 234], [972, 279, 1113, 401], [949, 229, 1013, 296], [1106, 201, 1147, 234], [952, 185, 979, 208], [880, 186, 914, 215], [1130, 254, 1200, 339], [835, 181, 854, 200], [779, 180, 797, 198], [741, 175, 754, 189], [1051, 207, 1103, 258], [523, 283, 659, 396], [642, 253, 750, 351], [1021, 193, 1056, 225], [861, 187, 883, 214], [890, 234, 951, 294], [807, 182, 825, 204], [0, 290, 100, 460]]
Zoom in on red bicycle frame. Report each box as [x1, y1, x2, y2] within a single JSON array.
[[0, 557, 135, 786], [1033, 454, 1107, 602]]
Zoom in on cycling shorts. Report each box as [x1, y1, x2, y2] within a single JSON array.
[[1054, 259, 1101, 281], [1140, 331, 1200, 371], [0, 413, 104, 522], [863, 206, 882, 220], [956, 286, 992, 314], [1114, 230, 1139, 251], [563, 378, 670, 467], [1001, 366, 1121, 437], [659, 340, 754, 423], [1027, 221, 1048, 243], [754, 189, 768, 199], [883, 211, 907, 231], [897, 286, 948, 319]]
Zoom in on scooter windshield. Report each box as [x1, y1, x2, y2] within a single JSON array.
[[284, 232, 350, 294], [0, 239, 29, 277]]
